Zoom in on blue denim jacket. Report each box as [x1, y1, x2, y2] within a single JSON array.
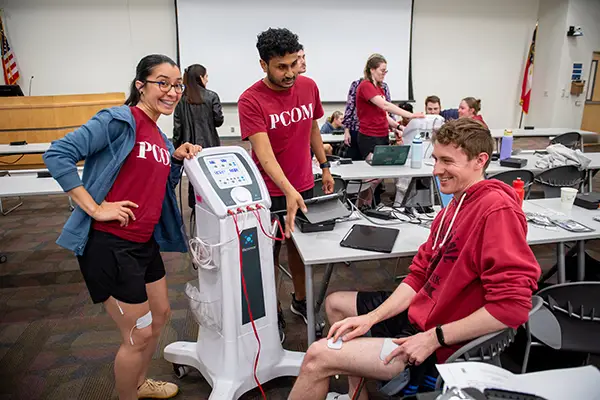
[[43, 105, 187, 256]]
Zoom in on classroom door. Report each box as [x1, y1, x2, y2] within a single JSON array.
[[581, 52, 600, 133]]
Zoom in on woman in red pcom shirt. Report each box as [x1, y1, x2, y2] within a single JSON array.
[[459, 96, 488, 128], [355, 54, 424, 159]]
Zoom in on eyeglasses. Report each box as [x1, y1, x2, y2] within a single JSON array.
[[145, 80, 185, 94]]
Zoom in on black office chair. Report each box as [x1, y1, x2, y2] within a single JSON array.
[[533, 165, 585, 198], [364, 296, 544, 398], [313, 174, 347, 201], [527, 283, 600, 371], [550, 132, 582, 150], [487, 170, 535, 199]]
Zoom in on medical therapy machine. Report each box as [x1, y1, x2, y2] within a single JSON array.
[[163, 146, 304, 399]]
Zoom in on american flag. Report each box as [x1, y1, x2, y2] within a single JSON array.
[[0, 15, 20, 85], [519, 23, 537, 114]]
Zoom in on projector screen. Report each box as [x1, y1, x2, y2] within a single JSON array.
[[176, 0, 414, 103]]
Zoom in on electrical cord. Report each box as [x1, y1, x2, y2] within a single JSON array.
[[231, 211, 267, 400]]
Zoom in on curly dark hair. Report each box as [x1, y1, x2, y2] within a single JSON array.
[[256, 28, 302, 63]]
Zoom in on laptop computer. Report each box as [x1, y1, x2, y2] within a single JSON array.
[[366, 145, 410, 166], [434, 176, 453, 208]]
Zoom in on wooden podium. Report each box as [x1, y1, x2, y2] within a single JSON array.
[[0, 92, 125, 169]]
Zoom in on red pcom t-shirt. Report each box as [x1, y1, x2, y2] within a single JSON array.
[[93, 106, 171, 243], [238, 75, 324, 197], [356, 80, 389, 137]]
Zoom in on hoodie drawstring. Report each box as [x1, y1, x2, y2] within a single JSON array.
[[433, 192, 467, 250]]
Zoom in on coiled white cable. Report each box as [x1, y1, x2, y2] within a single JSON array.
[[188, 211, 249, 270]]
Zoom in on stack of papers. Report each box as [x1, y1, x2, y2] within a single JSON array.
[[436, 362, 600, 400]]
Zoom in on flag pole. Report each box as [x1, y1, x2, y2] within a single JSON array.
[[519, 109, 524, 128]]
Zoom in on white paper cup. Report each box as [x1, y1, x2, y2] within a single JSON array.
[[560, 187, 578, 210]]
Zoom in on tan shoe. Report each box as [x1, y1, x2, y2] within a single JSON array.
[[137, 379, 179, 399]]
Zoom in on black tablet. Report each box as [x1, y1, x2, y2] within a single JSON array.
[[340, 224, 399, 253]]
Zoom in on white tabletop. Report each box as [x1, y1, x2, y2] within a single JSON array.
[[328, 152, 600, 181], [0, 143, 52, 156], [490, 128, 597, 139], [291, 213, 430, 265], [321, 128, 596, 143], [0, 176, 64, 197], [291, 200, 600, 266], [523, 198, 600, 245], [320, 134, 345, 143]]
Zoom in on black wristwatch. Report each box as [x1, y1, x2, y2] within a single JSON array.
[[319, 161, 331, 169], [435, 325, 449, 347]]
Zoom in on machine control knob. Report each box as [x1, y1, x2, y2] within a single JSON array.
[[231, 186, 252, 204]]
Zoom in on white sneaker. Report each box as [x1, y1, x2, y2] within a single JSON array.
[[326, 393, 350, 400]]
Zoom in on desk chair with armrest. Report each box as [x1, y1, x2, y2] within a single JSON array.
[[526, 282, 600, 371], [549, 132, 582, 151], [360, 296, 544, 398], [534, 166, 587, 283], [487, 170, 535, 199]]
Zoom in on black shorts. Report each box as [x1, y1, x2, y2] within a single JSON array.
[[77, 230, 166, 304], [357, 291, 438, 394], [357, 133, 390, 159], [356, 291, 419, 338], [270, 188, 314, 240]]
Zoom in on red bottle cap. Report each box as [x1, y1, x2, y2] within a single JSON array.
[[512, 178, 524, 189]]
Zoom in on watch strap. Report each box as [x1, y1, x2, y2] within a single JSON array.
[[436, 324, 449, 347]]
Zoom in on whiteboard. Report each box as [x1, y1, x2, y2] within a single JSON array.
[[176, 0, 413, 103]]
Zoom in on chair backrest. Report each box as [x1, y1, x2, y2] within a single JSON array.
[[488, 170, 536, 198], [530, 282, 600, 355], [550, 132, 581, 150], [446, 328, 516, 365], [313, 175, 347, 202], [533, 165, 584, 198]]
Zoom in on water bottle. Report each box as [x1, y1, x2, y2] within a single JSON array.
[[512, 178, 525, 207], [411, 136, 423, 169], [499, 129, 513, 160]]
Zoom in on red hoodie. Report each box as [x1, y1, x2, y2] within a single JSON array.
[[402, 179, 540, 362]]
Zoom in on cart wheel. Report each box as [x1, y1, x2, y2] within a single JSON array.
[[173, 364, 190, 379]]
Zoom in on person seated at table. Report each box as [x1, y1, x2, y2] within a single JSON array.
[[459, 97, 487, 128], [320, 111, 344, 155], [288, 118, 541, 400], [425, 95, 458, 121], [396, 102, 413, 128], [321, 111, 345, 134]]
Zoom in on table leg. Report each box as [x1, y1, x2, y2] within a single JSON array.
[[577, 241, 586, 281], [306, 263, 316, 345], [557, 243, 566, 284], [588, 170, 593, 192], [315, 263, 335, 315]]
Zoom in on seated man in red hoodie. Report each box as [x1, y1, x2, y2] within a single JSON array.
[[288, 118, 541, 400]]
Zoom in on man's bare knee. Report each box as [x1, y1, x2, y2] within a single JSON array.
[[325, 292, 356, 322], [301, 339, 329, 376]]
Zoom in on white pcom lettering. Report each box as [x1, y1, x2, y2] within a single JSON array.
[[137, 141, 171, 166], [268, 103, 314, 129]]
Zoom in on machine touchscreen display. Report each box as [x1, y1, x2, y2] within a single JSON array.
[[204, 154, 253, 190]]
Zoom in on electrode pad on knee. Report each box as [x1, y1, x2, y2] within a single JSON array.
[[129, 311, 153, 345]]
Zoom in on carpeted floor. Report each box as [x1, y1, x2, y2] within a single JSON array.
[[0, 138, 598, 399]]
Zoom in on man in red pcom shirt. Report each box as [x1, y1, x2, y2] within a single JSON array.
[[238, 28, 334, 342], [289, 119, 541, 400]]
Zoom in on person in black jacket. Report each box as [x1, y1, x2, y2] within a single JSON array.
[[173, 64, 224, 207]]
